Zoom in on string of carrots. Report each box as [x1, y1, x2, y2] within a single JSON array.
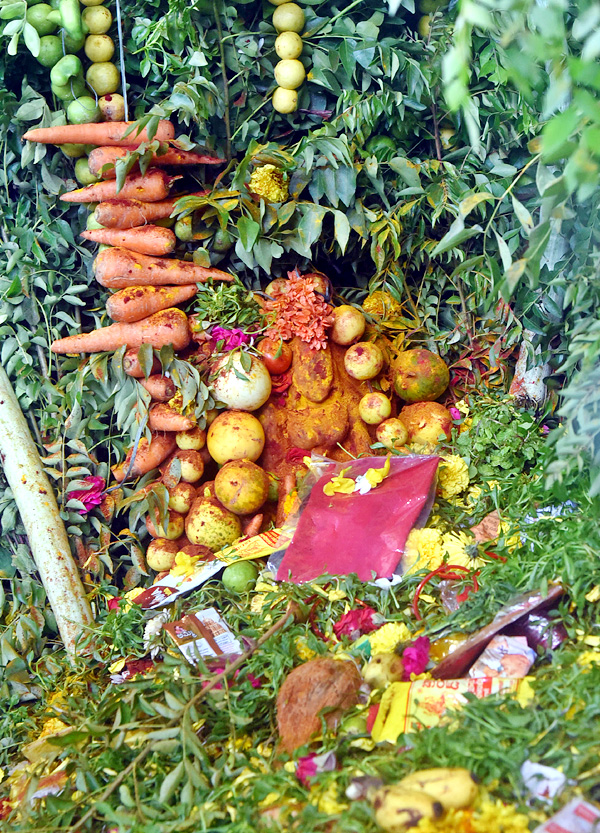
[[26, 119, 232, 473]]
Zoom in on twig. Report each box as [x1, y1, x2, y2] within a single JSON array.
[[431, 99, 443, 163], [213, 0, 232, 161], [68, 605, 296, 832]]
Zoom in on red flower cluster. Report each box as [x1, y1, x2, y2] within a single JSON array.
[[333, 606, 384, 640], [263, 269, 334, 351]]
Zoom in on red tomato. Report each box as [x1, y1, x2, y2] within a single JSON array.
[[257, 338, 293, 374]]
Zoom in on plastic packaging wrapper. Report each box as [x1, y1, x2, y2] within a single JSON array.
[[533, 798, 600, 832], [270, 454, 439, 583], [468, 635, 536, 678], [371, 677, 534, 742]]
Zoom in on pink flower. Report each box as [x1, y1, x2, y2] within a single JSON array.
[[333, 607, 385, 639], [67, 476, 105, 514], [247, 672, 262, 688], [541, 424, 550, 435], [210, 327, 251, 351], [402, 636, 430, 680], [449, 407, 461, 421], [296, 752, 337, 787]]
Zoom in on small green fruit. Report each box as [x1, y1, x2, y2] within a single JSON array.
[[222, 560, 258, 593]]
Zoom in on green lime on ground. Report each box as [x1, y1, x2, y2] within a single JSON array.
[[222, 561, 259, 593], [74, 157, 100, 186]]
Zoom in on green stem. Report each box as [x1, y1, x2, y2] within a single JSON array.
[[483, 153, 541, 255], [303, 0, 364, 38], [230, 97, 271, 142], [213, 0, 231, 160]]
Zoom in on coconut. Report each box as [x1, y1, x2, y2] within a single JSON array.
[[211, 352, 272, 411], [392, 349, 449, 402], [207, 410, 265, 464], [399, 401, 453, 444]]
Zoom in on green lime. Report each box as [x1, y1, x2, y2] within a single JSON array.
[[175, 215, 193, 242], [63, 31, 85, 53], [59, 142, 87, 158], [221, 561, 258, 593], [67, 96, 101, 124], [36, 35, 64, 68], [74, 156, 100, 185], [26, 3, 57, 35], [212, 228, 234, 252], [366, 135, 397, 162]]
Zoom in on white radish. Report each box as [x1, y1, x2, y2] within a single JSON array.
[[0, 365, 94, 657]]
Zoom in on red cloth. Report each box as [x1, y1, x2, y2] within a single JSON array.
[[276, 455, 439, 582]]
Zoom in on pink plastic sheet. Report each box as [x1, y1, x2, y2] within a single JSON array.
[[275, 454, 439, 583]]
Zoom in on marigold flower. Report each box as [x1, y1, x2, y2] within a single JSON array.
[[249, 164, 289, 203], [403, 528, 444, 574], [442, 530, 483, 569], [438, 455, 470, 499], [415, 799, 530, 832], [368, 622, 412, 655]]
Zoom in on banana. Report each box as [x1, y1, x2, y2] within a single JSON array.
[[397, 767, 479, 810], [362, 652, 404, 690], [372, 785, 443, 831]]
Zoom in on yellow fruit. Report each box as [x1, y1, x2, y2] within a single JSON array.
[[359, 392, 392, 425], [396, 768, 479, 810], [274, 58, 306, 90], [146, 539, 178, 572], [207, 411, 265, 465], [81, 0, 104, 7], [417, 14, 431, 37], [214, 460, 270, 515], [376, 418, 409, 450], [268, 0, 290, 5], [84, 34, 115, 62], [98, 93, 125, 121], [275, 30, 303, 59], [272, 2, 305, 32], [272, 86, 298, 113], [185, 498, 242, 552], [82, 5, 112, 33], [373, 786, 443, 832], [86, 62, 120, 96]]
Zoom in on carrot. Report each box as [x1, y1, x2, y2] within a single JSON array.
[[112, 432, 177, 482], [106, 284, 197, 323], [138, 374, 176, 401], [94, 247, 234, 289], [22, 120, 175, 147], [50, 308, 190, 354], [61, 169, 175, 204], [122, 347, 161, 377], [94, 192, 207, 229], [88, 145, 226, 178], [148, 403, 195, 432], [81, 225, 176, 256]]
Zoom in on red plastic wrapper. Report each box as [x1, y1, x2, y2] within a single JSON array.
[[273, 454, 439, 582]]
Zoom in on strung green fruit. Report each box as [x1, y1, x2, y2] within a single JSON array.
[[26, 3, 57, 35], [51, 75, 86, 102], [36, 35, 64, 67], [66, 96, 101, 124]]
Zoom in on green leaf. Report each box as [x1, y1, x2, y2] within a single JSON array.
[[388, 156, 422, 188], [159, 761, 184, 804], [237, 214, 260, 251], [540, 106, 579, 162], [494, 232, 512, 272], [332, 209, 350, 253], [511, 195, 534, 233], [459, 192, 494, 217], [22, 22, 39, 56], [431, 217, 483, 256]]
